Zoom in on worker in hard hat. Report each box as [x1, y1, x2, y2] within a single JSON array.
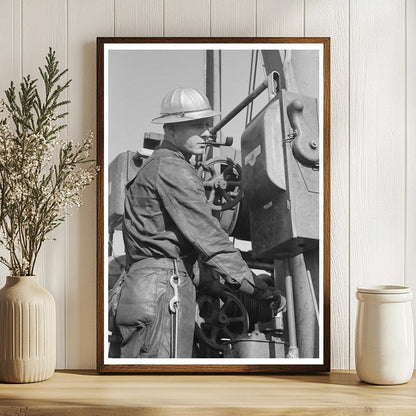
[[115, 87, 283, 358]]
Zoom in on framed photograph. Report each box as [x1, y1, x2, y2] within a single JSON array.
[[97, 37, 330, 373]]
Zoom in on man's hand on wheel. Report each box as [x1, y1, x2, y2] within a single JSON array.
[[252, 274, 286, 312]]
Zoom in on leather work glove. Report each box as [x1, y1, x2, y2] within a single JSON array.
[[252, 274, 286, 312], [201, 278, 225, 297]]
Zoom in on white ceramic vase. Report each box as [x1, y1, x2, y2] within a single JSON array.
[[0, 276, 56, 383], [355, 285, 414, 385]]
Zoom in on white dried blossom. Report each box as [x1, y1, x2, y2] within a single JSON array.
[[0, 103, 97, 276], [0, 49, 99, 276]]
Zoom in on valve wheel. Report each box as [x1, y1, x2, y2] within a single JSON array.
[[195, 291, 249, 351], [197, 157, 242, 211]]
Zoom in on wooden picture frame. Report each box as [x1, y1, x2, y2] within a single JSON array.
[[97, 37, 330, 374]]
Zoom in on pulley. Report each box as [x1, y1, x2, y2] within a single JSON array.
[[195, 291, 249, 351]]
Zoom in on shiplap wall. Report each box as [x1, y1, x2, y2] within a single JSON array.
[[0, 0, 414, 370]]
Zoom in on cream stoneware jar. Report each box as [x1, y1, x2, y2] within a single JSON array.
[[355, 285, 414, 385]]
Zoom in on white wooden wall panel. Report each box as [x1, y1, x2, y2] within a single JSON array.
[[22, 0, 68, 369], [0, 0, 21, 287], [0, 0, 21, 97], [0, 0, 14, 97], [211, 0, 256, 37], [257, 0, 304, 37], [349, 0, 406, 368], [304, 0, 350, 370], [164, 0, 210, 37], [115, 0, 163, 37], [66, 0, 114, 369], [406, 0, 416, 364]]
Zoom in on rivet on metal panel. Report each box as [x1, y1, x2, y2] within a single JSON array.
[[310, 141, 318, 149]]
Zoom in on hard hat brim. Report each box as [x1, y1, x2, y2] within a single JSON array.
[[151, 109, 220, 124]]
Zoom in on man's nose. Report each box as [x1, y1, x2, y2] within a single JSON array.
[[200, 129, 211, 140]]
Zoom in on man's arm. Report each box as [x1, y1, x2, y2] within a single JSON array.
[[156, 158, 276, 301]]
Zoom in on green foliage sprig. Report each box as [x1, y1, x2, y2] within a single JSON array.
[[0, 48, 97, 276]]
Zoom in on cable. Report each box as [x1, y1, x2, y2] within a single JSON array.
[[245, 50, 255, 127], [248, 50, 259, 123]]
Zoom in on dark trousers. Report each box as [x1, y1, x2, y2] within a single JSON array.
[[115, 258, 196, 358]]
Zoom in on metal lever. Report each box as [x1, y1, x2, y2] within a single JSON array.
[[195, 72, 279, 167], [209, 71, 280, 137], [205, 136, 233, 147], [204, 71, 280, 145]]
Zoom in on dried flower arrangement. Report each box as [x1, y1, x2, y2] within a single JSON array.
[[0, 48, 97, 276]]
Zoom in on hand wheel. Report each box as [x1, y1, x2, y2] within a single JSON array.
[[195, 290, 249, 351], [197, 157, 242, 211]]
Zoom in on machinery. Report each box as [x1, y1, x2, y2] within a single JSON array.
[[108, 50, 320, 359]]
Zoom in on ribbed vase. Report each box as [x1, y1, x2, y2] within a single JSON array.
[[0, 276, 56, 383]]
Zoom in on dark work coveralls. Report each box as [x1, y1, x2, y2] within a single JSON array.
[[116, 140, 257, 358]]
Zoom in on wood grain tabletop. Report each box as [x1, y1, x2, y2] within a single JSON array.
[[0, 370, 415, 415]]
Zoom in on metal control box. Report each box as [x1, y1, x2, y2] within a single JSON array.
[[108, 151, 139, 231], [108, 133, 163, 231], [241, 91, 319, 259]]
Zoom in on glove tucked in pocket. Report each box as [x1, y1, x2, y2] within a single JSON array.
[[108, 270, 126, 332]]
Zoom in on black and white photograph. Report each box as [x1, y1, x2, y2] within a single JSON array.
[[97, 38, 330, 373]]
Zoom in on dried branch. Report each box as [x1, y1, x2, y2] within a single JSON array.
[[0, 49, 97, 276]]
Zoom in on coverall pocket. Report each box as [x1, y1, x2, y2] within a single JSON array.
[[108, 270, 126, 332], [115, 268, 169, 331]]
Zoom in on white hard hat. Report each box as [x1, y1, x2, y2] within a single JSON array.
[[152, 87, 220, 124]]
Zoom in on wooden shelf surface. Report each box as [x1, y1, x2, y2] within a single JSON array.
[[0, 370, 415, 415]]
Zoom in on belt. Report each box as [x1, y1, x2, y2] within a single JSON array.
[[129, 257, 191, 275]]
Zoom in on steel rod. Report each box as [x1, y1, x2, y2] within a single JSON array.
[[209, 78, 269, 135], [283, 259, 299, 358]]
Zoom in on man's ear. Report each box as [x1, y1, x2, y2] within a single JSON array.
[[164, 123, 176, 135]]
